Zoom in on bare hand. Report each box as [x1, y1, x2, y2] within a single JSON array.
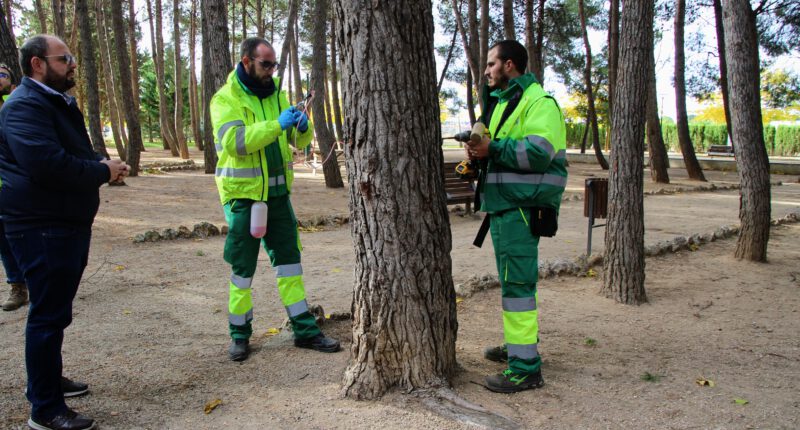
[[467, 136, 490, 159], [101, 159, 130, 182]]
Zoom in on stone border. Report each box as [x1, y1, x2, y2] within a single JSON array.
[[140, 160, 204, 174], [455, 211, 800, 298]]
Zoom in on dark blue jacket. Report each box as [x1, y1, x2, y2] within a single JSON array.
[[0, 77, 110, 232]]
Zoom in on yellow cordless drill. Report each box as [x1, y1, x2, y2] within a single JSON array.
[[453, 122, 489, 180]]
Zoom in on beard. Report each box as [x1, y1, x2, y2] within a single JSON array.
[[246, 63, 272, 87], [44, 68, 75, 93], [0, 84, 10, 96]]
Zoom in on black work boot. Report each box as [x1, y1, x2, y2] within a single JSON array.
[[294, 333, 340, 353], [483, 344, 508, 363], [228, 338, 250, 361], [61, 377, 89, 398], [28, 408, 96, 430], [2, 282, 28, 311], [485, 369, 544, 394]]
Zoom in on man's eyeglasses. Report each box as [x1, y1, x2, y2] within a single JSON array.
[[41, 54, 76, 66], [0, 72, 9, 79], [250, 58, 279, 70]]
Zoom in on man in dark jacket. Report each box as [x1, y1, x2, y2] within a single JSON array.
[[0, 35, 128, 430]]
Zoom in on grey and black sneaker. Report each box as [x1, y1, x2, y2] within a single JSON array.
[[228, 338, 250, 362], [28, 408, 96, 430], [485, 369, 544, 394], [61, 377, 89, 398], [483, 344, 508, 363]]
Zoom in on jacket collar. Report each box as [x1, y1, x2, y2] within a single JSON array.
[[490, 73, 539, 103]]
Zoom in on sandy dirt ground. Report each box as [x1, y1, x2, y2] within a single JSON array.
[[1, 148, 799, 429]]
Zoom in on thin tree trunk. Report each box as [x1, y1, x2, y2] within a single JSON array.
[[101, 1, 129, 150], [241, 0, 246, 41], [437, 29, 457, 94], [291, 21, 303, 101], [229, 0, 236, 65], [96, 0, 126, 160], [330, 11, 343, 141], [580, 116, 589, 154], [451, 0, 479, 97], [646, 42, 669, 183], [3, 0, 13, 38], [722, 0, 771, 261], [310, 0, 343, 188], [34, 0, 48, 33], [76, 0, 108, 158], [478, 0, 489, 93], [276, 0, 297, 86], [602, 0, 653, 305], [152, 0, 179, 155], [466, 68, 476, 124], [146, 0, 169, 150], [578, 0, 609, 170], [502, 0, 515, 40], [713, 0, 733, 148], [173, 0, 189, 158], [189, 0, 203, 150], [201, 0, 230, 173], [334, 0, 457, 399], [127, 0, 144, 151], [256, 0, 264, 38], [110, 0, 142, 175], [674, 0, 706, 181], [51, 0, 66, 38], [608, 0, 619, 129]]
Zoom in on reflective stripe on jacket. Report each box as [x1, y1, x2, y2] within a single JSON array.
[[480, 73, 568, 214], [210, 71, 314, 204]]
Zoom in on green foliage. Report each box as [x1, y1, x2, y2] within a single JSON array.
[[640, 372, 662, 382], [565, 122, 607, 149], [657, 123, 800, 156]]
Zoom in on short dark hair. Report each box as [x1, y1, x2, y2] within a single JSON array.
[[19, 35, 52, 77], [240, 37, 273, 59], [490, 40, 528, 74]]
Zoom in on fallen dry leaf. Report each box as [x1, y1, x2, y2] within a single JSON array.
[[263, 328, 280, 337], [204, 399, 223, 414], [696, 377, 715, 387], [113, 265, 126, 271]]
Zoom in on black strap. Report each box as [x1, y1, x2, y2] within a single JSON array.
[[472, 214, 491, 248]]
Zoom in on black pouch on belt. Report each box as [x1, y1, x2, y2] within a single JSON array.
[[529, 207, 558, 237]]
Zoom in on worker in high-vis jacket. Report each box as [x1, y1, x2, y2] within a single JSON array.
[[466, 40, 567, 393], [210, 37, 340, 361]]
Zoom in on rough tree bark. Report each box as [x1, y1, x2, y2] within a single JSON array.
[[578, 0, 609, 170], [173, 0, 189, 159], [478, 0, 489, 92], [502, 0, 515, 40], [51, 0, 66, 38], [334, 0, 457, 399], [2, 0, 13, 41], [34, 0, 48, 33], [201, 0, 230, 173], [110, 0, 142, 175], [276, 0, 297, 86], [646, 42, 670, 183], [722, 0, 771, 261], [96, 0, 126, 160], [674, 0, 706, 181], [291, 21, 303, 100], [713, 0, 733, 147], [601, 0, 654, 305], [310, 0, 343, 188], [76, 0, 108, 158], [101, 1, 130, 151], [0, 4, 21, 84]]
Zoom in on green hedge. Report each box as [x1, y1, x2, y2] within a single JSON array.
[[565, 122, 607, 150], [565, 122, 800, 156]]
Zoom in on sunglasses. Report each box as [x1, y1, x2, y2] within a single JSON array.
[[42, 54, 76, 65], [250, 57, 279, 70]]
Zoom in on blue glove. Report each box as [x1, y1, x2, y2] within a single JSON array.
[[278, 107, 297, 130], [294, 110, 309, 133]]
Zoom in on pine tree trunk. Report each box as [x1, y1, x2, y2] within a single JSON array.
[[241, 0, 246, 40], [334, 0, 457, 399], [256, 0, 264, 38], [578, 0, 608, 170], [96, 0, 126, 160], [189, 0, 203, 150], [646, 42, 669, 184], [674, 0, 706, 181], [127, 0, 144, 151], [173, 0, 189, 159], [2, 0, 13, 41], [330, 13, 344, 141], [607, 0, 619, 128], [502, 0, 515, 40], [291, 24, 303, 100], [722, 0, 771, 262], [478, 0, 489, 92], [34, 0, 48, 33], [146, 0, 169, 150], [277, 0, 297, 86], [201, 0, 230, 174], [713, 0, 733, 148], [311, 0, 343, 188], [51, 0, 66, 38], [76, 0, 108, 158], [601, 0, 653, 305], [466, 68, 476, 124], [151, 0, 179, 155], [100, 1, 129, 150], [110, 0, 142, 175], [0, 4, 21, 84]]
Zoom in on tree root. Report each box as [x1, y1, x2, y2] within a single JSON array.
[[415, 387, 521, 430]]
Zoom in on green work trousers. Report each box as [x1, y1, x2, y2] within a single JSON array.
[[222, 195, 321, 341], [490, 208, 541, 375]]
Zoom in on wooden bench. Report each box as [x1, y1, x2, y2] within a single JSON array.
[[707, 145, 735, 157], [443, 161, 476, 214]]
